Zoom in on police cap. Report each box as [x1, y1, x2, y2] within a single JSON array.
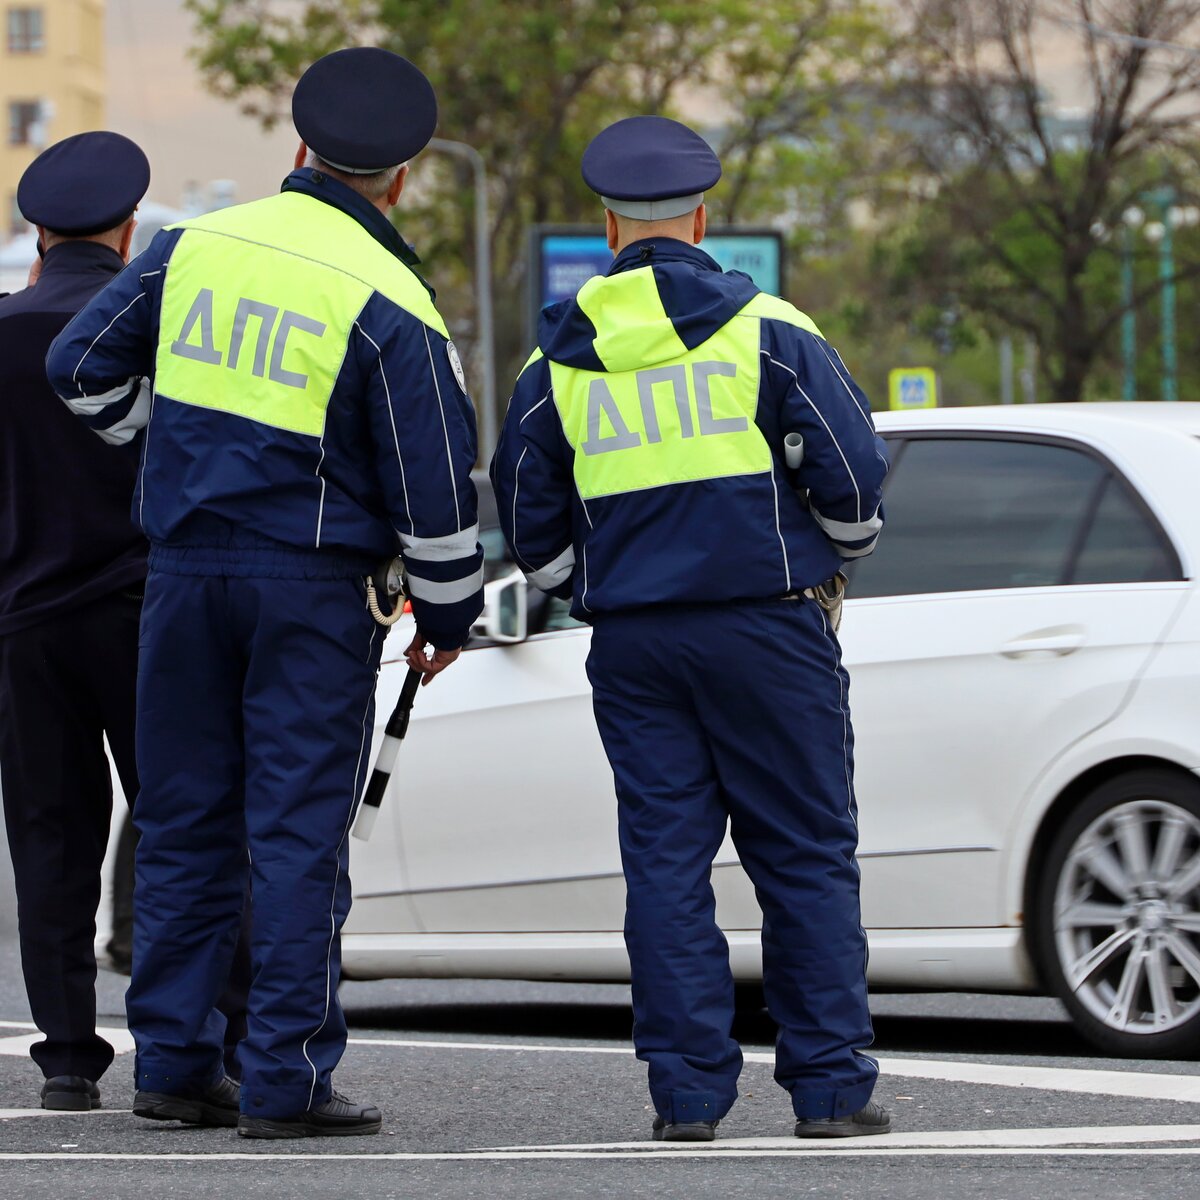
[[17, 131, 150, 236], [293, 47, 437, 173], [581, 116, 721, 220]]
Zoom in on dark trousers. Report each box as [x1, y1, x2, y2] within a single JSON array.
[[587, 599, 879, 1125], [127, 571, 384, 1119], [0, 591, 141, 1080], [0, 589, 252, 1082], [109, 811, 252, 1079]]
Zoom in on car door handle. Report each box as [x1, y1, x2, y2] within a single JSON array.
[[1000, 627, 1087, 659]]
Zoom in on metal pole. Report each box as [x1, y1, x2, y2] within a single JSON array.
[[428, 138, 497, 459], [1161, 211, 1178, 403], [1121, 224, 1137, 401]]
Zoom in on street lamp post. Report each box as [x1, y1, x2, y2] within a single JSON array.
[[428, 137, 497, 460], [1120, 206, 1144, 402], [1162, 209, 1178, 403], [1126, 190, 1200, 404], [1141, 189, 1200, 403], [1143, 186, 1179, 402]]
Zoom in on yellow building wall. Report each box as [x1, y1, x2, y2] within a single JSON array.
[[1, 0, 107, 234]]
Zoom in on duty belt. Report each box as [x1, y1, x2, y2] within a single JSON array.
[[788, 572, 847, 633]]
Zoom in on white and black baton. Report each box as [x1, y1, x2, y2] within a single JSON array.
[[352, 666, 422, 841]]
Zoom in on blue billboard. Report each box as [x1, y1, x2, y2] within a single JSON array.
[[529, 226, 785, 338], [707, 235, 782, 293], [539, 235, 612, 309]]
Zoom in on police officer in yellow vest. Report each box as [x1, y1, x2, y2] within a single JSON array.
[[47, 49, 484, 1138], [492, 116, 891, 1142]]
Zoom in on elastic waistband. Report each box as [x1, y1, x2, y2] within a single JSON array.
[[149, 541, 374, 580]]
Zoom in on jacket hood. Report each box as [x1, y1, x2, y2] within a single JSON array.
[[537, 238, 760, 373]]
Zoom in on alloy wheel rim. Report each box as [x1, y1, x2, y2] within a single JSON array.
[[1054, 798, 1200, 1036]]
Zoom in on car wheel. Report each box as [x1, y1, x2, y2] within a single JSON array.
[[1036, 769, 1200, 1058]]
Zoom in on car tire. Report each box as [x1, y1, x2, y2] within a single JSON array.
[[1035, 769, 1200, 1059]]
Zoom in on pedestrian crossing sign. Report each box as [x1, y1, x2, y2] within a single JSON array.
[[888, 367, 938, 410]]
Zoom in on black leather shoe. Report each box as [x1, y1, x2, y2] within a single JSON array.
[[794, 1099, 891, 1138], [41, 1076, 100, 1111], [652, 1115, 718, 1142], [237, 1091, 382, 1139], [133, 1074, 240, 1127]]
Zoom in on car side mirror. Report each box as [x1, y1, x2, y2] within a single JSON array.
[[474, 570, 528, 644]]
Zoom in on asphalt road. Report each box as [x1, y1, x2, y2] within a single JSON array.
[[2, 846, 1200, 1198]]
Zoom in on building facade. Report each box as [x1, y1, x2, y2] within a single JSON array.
[[2, 1, 106, 237]]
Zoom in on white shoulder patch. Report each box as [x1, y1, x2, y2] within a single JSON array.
[[446, 340, 467, 393]]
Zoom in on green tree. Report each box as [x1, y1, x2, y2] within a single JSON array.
[[184, 0, 895, 430], [889, 0, 1200, 402]]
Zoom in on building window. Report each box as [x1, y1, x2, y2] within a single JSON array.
[[7, 7, 45, 54], [8, 100, 40, 146]]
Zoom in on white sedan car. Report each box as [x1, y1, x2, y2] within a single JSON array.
[[341, 402, 1200, 1059]]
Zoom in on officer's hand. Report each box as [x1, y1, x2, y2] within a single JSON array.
[[404, 631, 461, 686], [26, 257, 42, 287]]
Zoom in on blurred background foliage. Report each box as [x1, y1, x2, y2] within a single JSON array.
[[186, 0, 1200, 411]]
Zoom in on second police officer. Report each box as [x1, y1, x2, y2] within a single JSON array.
[[492, 116, 891, 1141], [47, 49, 484, 1137]]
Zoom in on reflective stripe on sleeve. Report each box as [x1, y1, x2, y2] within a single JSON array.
[[93, 381, 153, 446], [525, 544, 575, 592], [400, 523, 480, 563], [405, 566, 485, 605], [811, 505, 883, 545], [61, 376, 143, 418]]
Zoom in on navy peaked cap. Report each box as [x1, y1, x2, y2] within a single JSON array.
[[18, 131, 150, 236], [293, 47, 437, 172], [581, 116, 721, 219]]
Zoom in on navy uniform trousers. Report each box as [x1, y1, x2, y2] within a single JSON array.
[[126, 568, 383, 1119], [586, 597, 878, 1125]]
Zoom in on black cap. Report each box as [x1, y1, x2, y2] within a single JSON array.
[[581, 116, 721, 220], [17, 131, 150, 236], [293, 47, 438, 173]]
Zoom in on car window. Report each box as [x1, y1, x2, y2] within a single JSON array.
[[479, 527, 513, 583], [476, 526, 587, 632], [543, 595, 586, 631], [1069, 476, 1179, 585], [847, 437, 1106, 598]]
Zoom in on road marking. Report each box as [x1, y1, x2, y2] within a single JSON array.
[[504, 1124, 1200, 1151], [342, 1036, 1200, 1105], [4, 1144, 1200, 1162], [345, 1036, 629, 1054], [6, 1020, 1200, 1107], [0, 1110, 131, 1121], [0, 1022, 134, 1058], [868, 1055, 1200, 1103]]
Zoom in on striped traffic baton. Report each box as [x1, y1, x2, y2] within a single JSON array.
[[352, 665, 422, 841]]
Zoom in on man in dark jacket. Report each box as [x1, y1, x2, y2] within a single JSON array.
[[0, 132, 249, 1113], [0, 132, 151, 1111]]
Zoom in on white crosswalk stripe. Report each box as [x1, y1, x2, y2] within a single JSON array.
[[0, 1021, 134, 1058]]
